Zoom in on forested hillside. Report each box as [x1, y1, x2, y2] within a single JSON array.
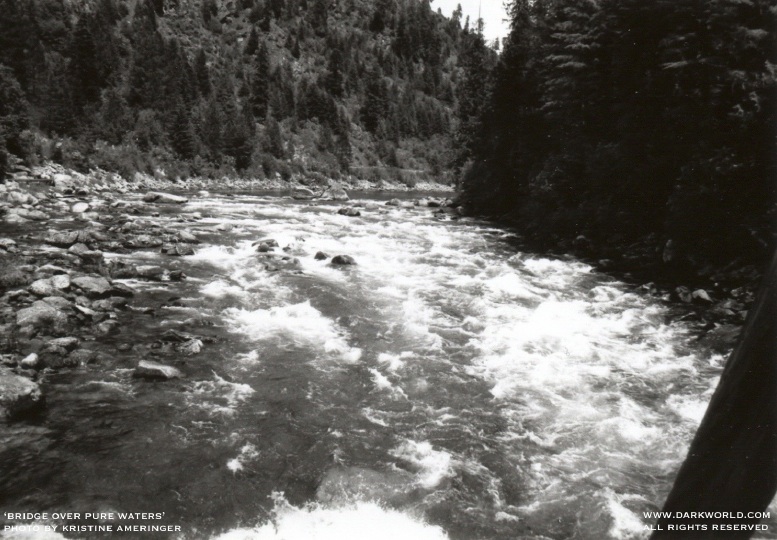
[[459, 0, 776, 275], [0, 0, 482, 185]]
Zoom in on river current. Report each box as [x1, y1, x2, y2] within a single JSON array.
[[2, 192, 773, 539]]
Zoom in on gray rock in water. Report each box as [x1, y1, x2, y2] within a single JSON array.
[[71, 276, 112, 298], [0, 371, 43, 421], [292, 187, 316, 200], [177, 231, 199, 243], [44, 230, 80, 248], [692, 289, 713, 303], [68, 349, 98, 365], [0, 238, 17, 251], [95, 320, 121, 336], [321, 185, 349, 201], [176, 339, 203, 356], [42, 296, 73, 310], [133, 360, 183, 380], [314, 251, 329, 261], [142, 192, 188, 204], [71, 202, 90, 213], [20, 353, 40, 370], [331, 255, 356, 266], [44, 337, 80, 353], [337, 207, 361, 217], [135, 265, 165, 281], [30, 274, 71, 297], [16, 301, 69, 332]]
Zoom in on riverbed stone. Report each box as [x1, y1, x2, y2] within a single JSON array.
[[0, 238, 17, 252], [95, 320, 122, 336], [161, 243, 195, 256], [44, 230, 80, 247], [0, 371, 44, 421], [314, 251, 329, 261], [292, 187, 316, 200], [331, 255, 357, 266], [177, 231, 199, 243], [19, 353, 40, 370], [71, 276, 112, 298], [16, 301, 69, 333], [133, 360, 183, 380], [72, 202, 90, 213], [142, 192, 189, 204], [321, 185, 349, 201], [41, 296, 73, 310], [337, 207, 361, 217]]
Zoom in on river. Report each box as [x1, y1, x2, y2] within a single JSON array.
[[1, 192, 773, 539]]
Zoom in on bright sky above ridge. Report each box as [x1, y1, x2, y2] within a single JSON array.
[[432, 0, 510, 42]]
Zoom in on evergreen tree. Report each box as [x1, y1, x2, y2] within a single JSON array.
[[251, 42, 271, 118]]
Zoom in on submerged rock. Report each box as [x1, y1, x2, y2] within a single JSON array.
[[133, 360, 183, 380], [0, 371, 43, 421]]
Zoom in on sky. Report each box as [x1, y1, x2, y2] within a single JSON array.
[[432, 0, 510, 42]]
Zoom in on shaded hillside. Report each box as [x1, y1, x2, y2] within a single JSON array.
[[0, 0, 484, 185], [459, 0, 776, 276]]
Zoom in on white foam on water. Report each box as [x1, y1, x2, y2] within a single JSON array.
[[369, 368, 407, 399], [212, 493, 449, 540], [227, 443, 260, 473], [190, 373, 256, 417], [391, 441, 454, 490], [605, 491, 650, 540], [201, 279, 245, 298], [225, 301, 361, 361]]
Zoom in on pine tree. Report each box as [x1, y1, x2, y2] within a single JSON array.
[[251, 42, 271, 118]]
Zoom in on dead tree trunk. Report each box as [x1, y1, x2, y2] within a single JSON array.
[[651, 251, 777, 538]]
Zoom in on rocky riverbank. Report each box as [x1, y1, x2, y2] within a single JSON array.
[[0, 164, 457, 424]]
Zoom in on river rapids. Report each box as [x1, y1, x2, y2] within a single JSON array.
[[2, 192, 774, 540]]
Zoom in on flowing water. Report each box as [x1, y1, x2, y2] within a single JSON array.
[[1, 193, 773, 539]]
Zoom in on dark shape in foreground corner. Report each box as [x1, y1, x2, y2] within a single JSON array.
[[651, 251, 777, 539]]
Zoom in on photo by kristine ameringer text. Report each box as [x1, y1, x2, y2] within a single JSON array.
[[3, 512, 182, 533]]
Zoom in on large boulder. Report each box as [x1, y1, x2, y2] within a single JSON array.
[[71, 276, 112, 298], [331, 255, 357, 266], [291, 187, 316, 200], [16, 301, 70, 333], [133, 360, 183, 380], [29, 275, 70, 297], [321, 184, 349, 202], [44, 230, 79, 248], [337, 207, 361, 217], [0, 371, 43, 421], [142, 192, 189, 204]]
